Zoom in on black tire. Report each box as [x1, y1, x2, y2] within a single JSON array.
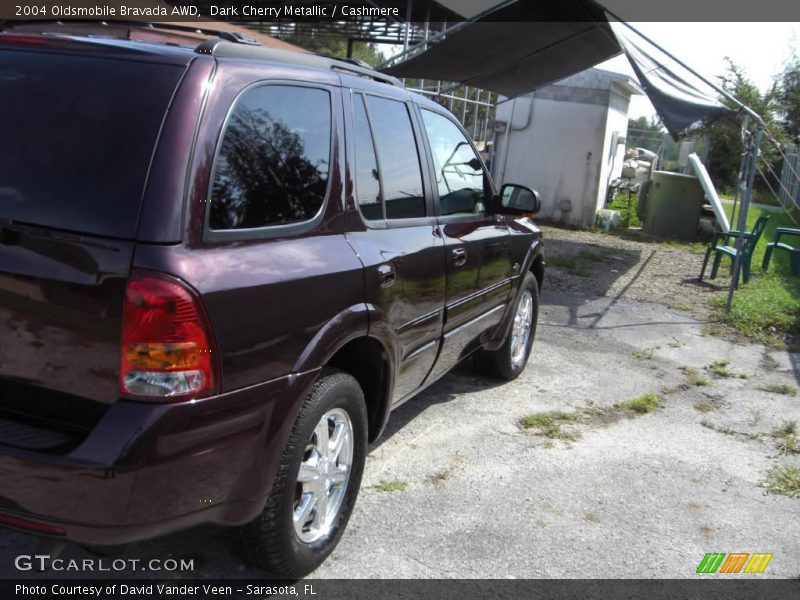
[[477, 272, 539, 380], [228, 369, 367, 578]]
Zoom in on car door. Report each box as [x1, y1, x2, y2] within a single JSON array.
[[416, 106, 513, 382], [344, 91, 446, 403]]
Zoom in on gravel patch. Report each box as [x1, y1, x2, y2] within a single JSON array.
[[540, 225, 723, 318]]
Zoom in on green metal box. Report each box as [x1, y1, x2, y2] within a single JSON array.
[[637, 171, 705, 240]]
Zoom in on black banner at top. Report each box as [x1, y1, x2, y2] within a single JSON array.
[[1, 0, 800, 23]]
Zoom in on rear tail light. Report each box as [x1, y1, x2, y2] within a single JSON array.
[[120, 272, 218, 401], [0, 514, 66, 536]]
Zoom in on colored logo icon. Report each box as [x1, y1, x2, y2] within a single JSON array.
[[697, 552, 773, 574]]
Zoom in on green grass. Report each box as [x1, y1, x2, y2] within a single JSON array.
[[519, 411, 580, 440], [709, 203, 800, 346], [548, 255, 587, 277], [680, 365, 711, 387], [519, 396, 669, 445], [764, 465, 800, 497], [712, 274, 800, 346], [759, 382, 799, 396], [375, 479, 407, 493], [725, 202, 797, 273], [615, 393, 660, 414], [607, 190, 641, 228]]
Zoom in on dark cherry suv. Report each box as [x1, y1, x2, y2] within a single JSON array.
[[0, 28, 544, 577]]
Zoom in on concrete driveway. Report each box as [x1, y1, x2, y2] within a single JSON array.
[[2, 280, 798, 580]]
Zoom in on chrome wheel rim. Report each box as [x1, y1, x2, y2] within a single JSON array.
[[510, 289, 533, 368], [294, 408, 353, 543]]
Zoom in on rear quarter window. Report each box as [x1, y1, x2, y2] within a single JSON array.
[[208, 85, 332, 231], [0, 50, 183, 239]]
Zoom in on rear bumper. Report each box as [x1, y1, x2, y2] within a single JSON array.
[[0, 369, 319, 546]]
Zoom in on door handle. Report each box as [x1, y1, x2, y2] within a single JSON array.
[[377, 263, 396, 288], [452, 247, 467, 267]]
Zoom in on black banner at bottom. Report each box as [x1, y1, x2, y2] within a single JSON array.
[[3, 579, 799, 600]]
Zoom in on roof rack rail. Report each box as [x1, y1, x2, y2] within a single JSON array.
[[0, 20, 260, 46], [324, 55, 372, 69], [195, 40, 402, 87]]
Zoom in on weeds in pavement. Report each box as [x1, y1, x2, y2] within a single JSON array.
[[578, 250, 605, 262], [773, 421, 799, 455], [424, 469, 452, 486], [519, 412, 580, 440], [760, 382, 798, 397], [633, 347, 659, 360], [616, 393, 660, 414], [375, 479, 408, 493], [695, 399, 723, 413], [680, 366, 711, 387], [548, 256, 587, 277], [763, 465, 800, 497], [708, 359, 733, 378]]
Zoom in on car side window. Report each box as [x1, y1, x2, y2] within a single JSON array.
[[352, 94, 382, 220], [421, 109, 488, 216], [209, 85, 331, 230], [364, 95, 426, 220]]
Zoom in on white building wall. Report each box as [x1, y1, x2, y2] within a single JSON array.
[[495, 98, 607, 228], [492, 69, 638, 228]]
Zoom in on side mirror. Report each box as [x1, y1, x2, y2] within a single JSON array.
[[495, 183, 541, 216]]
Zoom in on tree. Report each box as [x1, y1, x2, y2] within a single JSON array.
[[704, 58, 784, 194], [626, 116, 663, 152], [280, 27, 385, 66], [778, 48, 800, 143]]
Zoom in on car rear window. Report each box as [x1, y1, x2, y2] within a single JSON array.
[[0, 50, 184, 239]]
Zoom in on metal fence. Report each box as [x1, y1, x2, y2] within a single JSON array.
[[403, 81, 497, 149], [780, 144, 800, 209], [376, 19, 498, 149]]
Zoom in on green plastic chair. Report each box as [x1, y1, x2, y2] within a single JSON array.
[[699, 215, 770, 286], [762, 227, 800, 276]]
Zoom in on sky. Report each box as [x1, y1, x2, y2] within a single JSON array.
[[597, 22, 800, 120]]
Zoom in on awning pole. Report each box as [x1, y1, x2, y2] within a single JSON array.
[[726, 124, 763, 311], [399, 0, 413, 87], [603, 9, 766, 310], [497, 96, 518, 187], [729, 117, 749, 231], [403, 0, 412, 53]]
